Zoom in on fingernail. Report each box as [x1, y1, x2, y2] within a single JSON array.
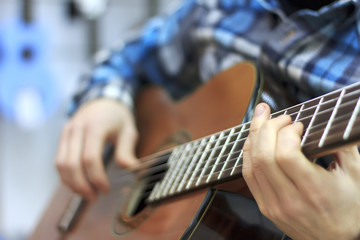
[[254, 104, 265, 117]]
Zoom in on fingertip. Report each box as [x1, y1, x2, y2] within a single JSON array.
[[81, 185, 98, 201], [84, 192, 97, 202], [99, 179, 111, 194], [293, 121, 304, 134], [254, 103, 268, 117], [115, 153, 139, 168], [67, 182, 97, 201]]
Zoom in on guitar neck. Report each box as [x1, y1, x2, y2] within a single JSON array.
[[148, 81, 360, 203]]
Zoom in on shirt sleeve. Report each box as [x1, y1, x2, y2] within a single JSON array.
[[69, 0, 202, 115]]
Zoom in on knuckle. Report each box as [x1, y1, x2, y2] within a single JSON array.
[[115, 154, 126, 166], [308, 191, 328, 210], [84, 123, 100, 137], [266, 206, 284, 223], [72, 183, 90, 196], [262, 205, 285, 223], [258, 203, 269, 218], [62, 121, 73, 133], [56, 159, 75, 173], [262, 120, 275, 132], [242, 166, 252, 180], [281, 197, 300, 219], [249, 123, 261, 135], [252, 150, 271, 167], [243, 138, 251, 152], [275, 149, 293, 165], [90, 176, 106, 189], [65, 119, 80, 132], [90, 176, 102, 187], [81, 154, 95, 168], [68, 118, 88, 134]]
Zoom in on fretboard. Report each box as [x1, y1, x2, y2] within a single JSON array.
[[148, 82, 360, 203]]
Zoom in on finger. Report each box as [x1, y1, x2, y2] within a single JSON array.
[[243, 103, 271, 204], [246, 103, 271, 196], [245, 104, 292, 213], [248, 103, 271, 133], [61, 124, 96, 200], [56, 124, 70, 170], [243, 135, 265, 208], [56, 125, 73, 186], [82, 126, 110, 194], [248, 104, 292, 185], [251, 115, 297, 210], [115, 121, 139, 168], [275, 122, 323, 193], [334, 145, 360, 178]]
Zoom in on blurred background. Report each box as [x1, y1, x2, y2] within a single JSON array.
[[0, 0, 180, 239]]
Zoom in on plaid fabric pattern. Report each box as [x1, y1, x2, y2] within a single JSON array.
[[69, 0, 360, 114]]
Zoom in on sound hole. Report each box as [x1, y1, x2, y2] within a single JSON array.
[[125, 152, 170, 217]]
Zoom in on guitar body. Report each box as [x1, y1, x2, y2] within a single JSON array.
[[30, 63, 291, 239]]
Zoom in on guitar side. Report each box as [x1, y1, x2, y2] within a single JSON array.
[[30, 62, 287, 240]]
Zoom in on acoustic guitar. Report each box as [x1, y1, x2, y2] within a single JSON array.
[[30, 62, 360, 239]]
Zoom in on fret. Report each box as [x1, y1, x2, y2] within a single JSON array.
[[270, 109, 288, 120], [294, 104, 304, 122], [148, 182, 158, 201], [230, 123, 250, 176], [219, 123, 248, 179], [186, 137, 212, 190], [293, 104, 313, 131], [301, 90, 345, 155], [169, 142, 196, 195], [152, 145, 183, 200], [199, 130, 231, 185], [146, 82, 360, 204], [217, 125, 242, 180], [160, 144, 191, 198], [341, 115, 360, 142], [301, 97, 324, 146], [272, 103, 304, 122], [196, 132, 223, 186], [271, 109, 286, 118], [230, 148, 243, 176], [344, 97, 360, 140], [319, 89, 345, 147], [318, 87, 360, 148], [206, 128, 234, 183], [177, 139, 203, 192]]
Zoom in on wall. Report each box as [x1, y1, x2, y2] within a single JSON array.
[[0, 0, 181, 239]]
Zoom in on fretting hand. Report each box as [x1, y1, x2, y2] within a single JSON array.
[[243, 103, 360, 240]]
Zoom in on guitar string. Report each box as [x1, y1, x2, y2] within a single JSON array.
[[111, 103, 360, 200], [112, 87, 360, 185], [145, 90, 360, 198], [125, 112, 356, 198], [117, 92, 359, 181], [158, 90, 360, 173], [146, 100, 355, 175], [177, 111, 354, 182], [114, 110, 353, 196]]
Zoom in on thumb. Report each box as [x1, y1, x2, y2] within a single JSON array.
[[115, 121, 139, 168], [333, 145, 360, 179]]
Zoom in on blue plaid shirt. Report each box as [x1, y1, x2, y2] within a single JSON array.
[[69, 0, 360, 114]]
